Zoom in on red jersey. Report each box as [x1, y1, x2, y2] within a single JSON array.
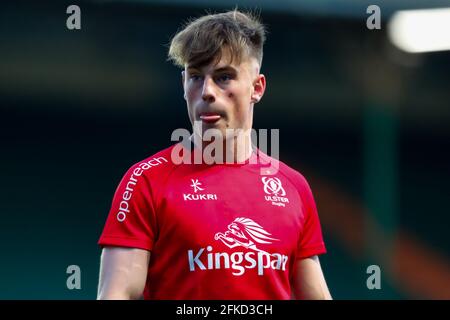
[[98, 143, 326, 299]]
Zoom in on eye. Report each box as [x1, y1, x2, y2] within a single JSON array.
[[217, 74, 232, 82], [189, 74, 202, 81]]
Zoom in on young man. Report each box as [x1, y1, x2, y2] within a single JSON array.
[[97, 9, 332, 300]]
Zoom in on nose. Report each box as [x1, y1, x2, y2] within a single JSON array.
[[201, 77, 216, 103]]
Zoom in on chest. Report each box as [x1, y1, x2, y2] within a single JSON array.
[[156, 168, 305, 257]]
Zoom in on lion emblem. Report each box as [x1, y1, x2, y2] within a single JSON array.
[[214, 217, 279, 253]]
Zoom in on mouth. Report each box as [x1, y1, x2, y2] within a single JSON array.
[[199, 112, 222, 124]]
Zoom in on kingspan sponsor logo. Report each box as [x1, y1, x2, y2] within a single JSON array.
[[262, 177, 289, 207], [187, 217, 288, 276], [183, 179, 218, 201], [116, 156, 168, 222]]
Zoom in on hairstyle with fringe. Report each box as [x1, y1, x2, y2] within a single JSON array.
[[168, 9, 266, 69]]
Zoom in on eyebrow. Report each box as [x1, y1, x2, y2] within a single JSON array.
[[186, 65, 238, 74], [214, 66, 238, 73]]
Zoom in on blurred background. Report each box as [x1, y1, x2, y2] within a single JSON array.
[[0, 0, 449, 299]]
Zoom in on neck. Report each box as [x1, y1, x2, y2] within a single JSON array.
[[190, 130, 254, 164]]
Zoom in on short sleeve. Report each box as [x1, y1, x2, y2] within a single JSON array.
[[98, 163, 158, 251], [295, 174, 326, 259]]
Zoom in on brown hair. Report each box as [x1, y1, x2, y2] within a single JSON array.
[[168, 9, 266, 69]]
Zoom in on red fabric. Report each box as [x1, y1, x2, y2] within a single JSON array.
[[98, 143, 326, 299]]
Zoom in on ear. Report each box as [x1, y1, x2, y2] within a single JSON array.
[[181, 70, 187, 100], [251, 74, 266, 104]]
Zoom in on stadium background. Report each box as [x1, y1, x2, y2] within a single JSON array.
[[1, 0, 449, 299]]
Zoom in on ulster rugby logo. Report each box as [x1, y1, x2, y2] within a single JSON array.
[[261, 177, 289, 207], [214, 217, 278, 254], [183, 178, 217, 201], [262, 177, 286, 196]]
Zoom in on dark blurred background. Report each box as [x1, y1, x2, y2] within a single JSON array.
[[1, 0, 449, 299]]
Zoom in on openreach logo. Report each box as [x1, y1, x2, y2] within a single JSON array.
[[187, 217, 288, 276], [116, 156, 168, 222]]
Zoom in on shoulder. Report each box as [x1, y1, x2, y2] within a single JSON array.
[[258, 150, 319, 215], [122, 144, 179, 182], [257, 149, 311, 192]]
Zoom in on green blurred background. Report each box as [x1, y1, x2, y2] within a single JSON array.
[[1, 0, 449, 299]]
